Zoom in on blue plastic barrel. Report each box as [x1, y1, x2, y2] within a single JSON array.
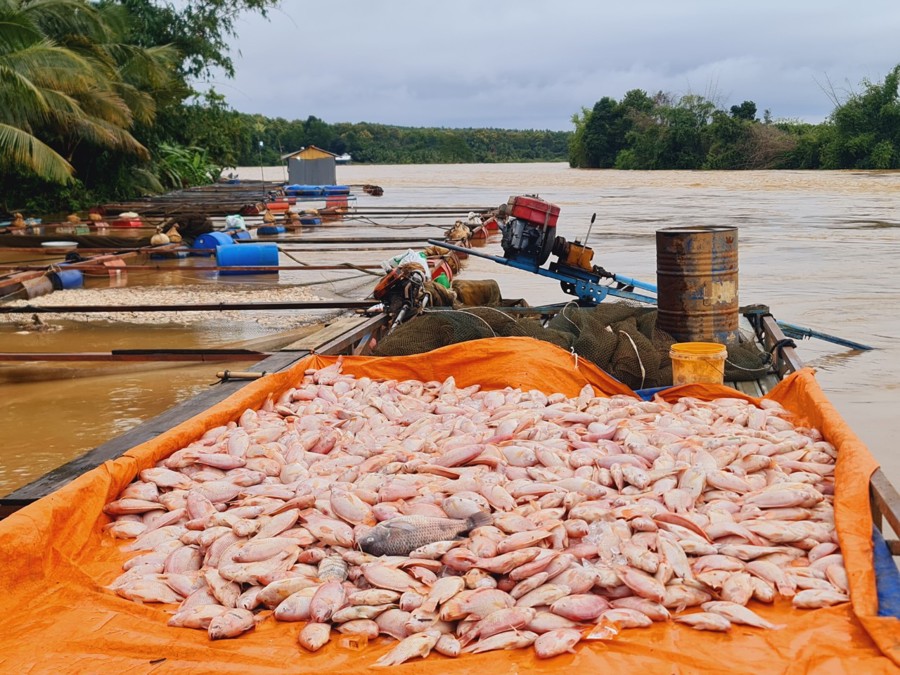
[[216, 243, 279, 275], [193, 231, 235, 254], [48, 269, 84, 290], [231, 230, 253, 241], [150, 245, 189, 260], [257, 225, 285, 235], [323, 185, 350, 195], [285, 185, 324, 197]]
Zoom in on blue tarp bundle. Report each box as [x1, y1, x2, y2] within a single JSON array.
[[873, 527, 900, 617]]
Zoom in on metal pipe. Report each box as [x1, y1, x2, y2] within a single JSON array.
[[776, 321, 874, 351], [584, 213, 596, 246], [215, 370, 267, 381]]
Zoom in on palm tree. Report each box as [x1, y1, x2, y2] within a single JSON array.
[[0, 0, 177, 184]]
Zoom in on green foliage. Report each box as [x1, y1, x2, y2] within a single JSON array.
[[113, 0, 279, 79], [579, 97, 623, 168], [156, 142, 221, 189], [1, 0, 271, 212], [570, 65, 900, 170], [820, 65, 900, 169], [568, 108, 589, 168], [184, 113, 571, 167], [704, 111, 746, 169], [0, 0, 183, 206], [730, 101, 757, 121]]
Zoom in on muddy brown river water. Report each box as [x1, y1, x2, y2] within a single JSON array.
[[1, 164, 898, 495]]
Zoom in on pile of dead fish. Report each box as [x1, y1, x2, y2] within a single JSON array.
[[104, 360, 848, 664]]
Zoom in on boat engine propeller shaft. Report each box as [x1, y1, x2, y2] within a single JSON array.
[[432, 195, 657, 305]]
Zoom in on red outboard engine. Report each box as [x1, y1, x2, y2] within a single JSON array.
[[498, 195, 561, 266]]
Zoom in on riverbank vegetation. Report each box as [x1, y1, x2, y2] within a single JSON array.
[[172, 100, 571, 168], [2, 0, 899, 215], [568, 66, 900, 170], [0, 0, 277, 213]]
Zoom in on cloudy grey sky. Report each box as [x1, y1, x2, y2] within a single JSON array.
[[204, 0, 900, 131]]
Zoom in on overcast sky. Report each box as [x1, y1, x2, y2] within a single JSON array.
[[202, 1, 900, 131]]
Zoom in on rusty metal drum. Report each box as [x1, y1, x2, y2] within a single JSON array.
[[656, 226, 739, 344]]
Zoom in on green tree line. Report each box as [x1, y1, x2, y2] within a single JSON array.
[[169, 102, 571, 168], [569, 65, 900, 170]]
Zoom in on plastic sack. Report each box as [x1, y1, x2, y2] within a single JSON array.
[[380, 249, 429, 277], [225, 214, 247, 230]]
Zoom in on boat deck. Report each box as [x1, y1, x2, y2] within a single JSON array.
[[728, 315, 783, 396]]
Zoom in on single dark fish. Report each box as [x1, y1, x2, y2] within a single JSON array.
[[358, 512, 492, 556]]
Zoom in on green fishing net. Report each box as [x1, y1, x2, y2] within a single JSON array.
[[374, 302, 771, 389]]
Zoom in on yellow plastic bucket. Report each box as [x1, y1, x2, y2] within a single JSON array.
[[669, 341, 727, 385]]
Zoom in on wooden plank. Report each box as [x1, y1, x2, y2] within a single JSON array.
[[280, 314, 379, 351], [871, 468, 900, 552], [314, 314, 387, 355], [731, 380, 763, 397], [759, 314, 804, 375], [757, 373, 781, 395]]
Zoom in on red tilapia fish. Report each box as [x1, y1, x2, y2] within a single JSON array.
[[104, 360, 847, 665]]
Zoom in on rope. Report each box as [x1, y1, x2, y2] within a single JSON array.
[[467, 306, 530, 337], [725, 357, 772, 372], [619, 329, 647, 389], [430, 308, 497, 338], [559, 301, 582, 337], [770, 338, 798, 360]]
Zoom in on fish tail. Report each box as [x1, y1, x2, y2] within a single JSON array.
[[465, 510, 492, 532]]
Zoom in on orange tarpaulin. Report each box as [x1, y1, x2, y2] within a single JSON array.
[[0, 337, 896, 674]]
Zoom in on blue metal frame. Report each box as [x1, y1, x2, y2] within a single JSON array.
[[428, 239, 657, 305], [777, 321, 874, 351]]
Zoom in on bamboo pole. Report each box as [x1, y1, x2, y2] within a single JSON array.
[[0, 301, 376, 313], [0, 264, 384, 272], [0, 350, 266, 362]]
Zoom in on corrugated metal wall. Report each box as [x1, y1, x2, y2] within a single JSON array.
[[287, 157, 336, 185]]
